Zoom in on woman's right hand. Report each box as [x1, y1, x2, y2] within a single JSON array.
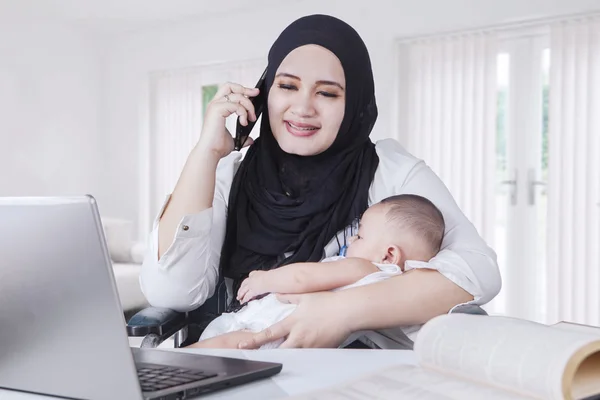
[[197, 82, 260, 159]]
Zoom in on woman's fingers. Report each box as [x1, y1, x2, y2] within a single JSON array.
[[214, 82, 259, 103], [210, 101, 249, 125], [238, 318, 293, 349], [219, 93, 257, 122], [279, 335, 301, 349], [196, 81, 259, 159]]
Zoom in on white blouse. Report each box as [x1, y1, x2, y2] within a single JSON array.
[[140, 138, 501, 314]]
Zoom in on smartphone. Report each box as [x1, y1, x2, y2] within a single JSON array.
[[234, 67, 267, 151]]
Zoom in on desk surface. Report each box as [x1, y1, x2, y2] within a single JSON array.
[[0, 348, 416, 400]]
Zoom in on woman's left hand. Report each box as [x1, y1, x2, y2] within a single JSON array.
[[237, 291, 353, 349]]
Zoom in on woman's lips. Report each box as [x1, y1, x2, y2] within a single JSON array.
[[285, 121, 321, 137]]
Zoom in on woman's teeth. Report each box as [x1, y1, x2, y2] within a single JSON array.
[[289, 122, 318, 130]]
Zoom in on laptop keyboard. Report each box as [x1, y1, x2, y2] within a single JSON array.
[[137, 365, 218, 393]]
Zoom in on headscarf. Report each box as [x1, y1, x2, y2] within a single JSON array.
[[220, 14, 380, 293]]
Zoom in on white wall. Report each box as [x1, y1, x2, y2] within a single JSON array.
[[103, 0, 600, 237], [0, 21, 103, 202]]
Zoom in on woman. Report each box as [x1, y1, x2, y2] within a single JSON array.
[[140, 14, 501, 349]]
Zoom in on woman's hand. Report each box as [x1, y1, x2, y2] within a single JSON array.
[[196, 82, 259, 159], [238, 291, 353, 349], [237, 270, 270, 304]]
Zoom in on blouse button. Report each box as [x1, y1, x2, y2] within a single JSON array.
[[182, 225, 190, 231], [285, 191, 291, 197]]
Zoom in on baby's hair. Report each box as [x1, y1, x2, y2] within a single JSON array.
[[379, 194, 445, 258]]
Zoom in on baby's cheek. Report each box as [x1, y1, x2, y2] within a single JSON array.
[[345, 244, 358, 257]]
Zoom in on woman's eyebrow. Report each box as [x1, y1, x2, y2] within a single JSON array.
[[275, 72, 345, 91], [275, 72, 300, 80], [316, 80, 345, 91]]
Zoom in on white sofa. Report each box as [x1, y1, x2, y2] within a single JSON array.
[[101, 218, 149, 316], [112, 262, 148, 314]]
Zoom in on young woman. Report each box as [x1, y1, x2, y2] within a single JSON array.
[[140, 14, 501, 348]]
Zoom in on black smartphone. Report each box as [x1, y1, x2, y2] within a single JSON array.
[[234, 67, 267, 151]]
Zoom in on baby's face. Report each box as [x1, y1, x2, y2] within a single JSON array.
[[345, 204, 389, 262]]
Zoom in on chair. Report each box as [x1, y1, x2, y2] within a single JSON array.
[[127, 275, 229, 348], [127, 278, 488, 349]]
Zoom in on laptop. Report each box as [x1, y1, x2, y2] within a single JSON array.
[[0, 195, 282, 400]]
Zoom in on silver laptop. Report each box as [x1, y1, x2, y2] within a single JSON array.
[[0, 195, 281, 400]]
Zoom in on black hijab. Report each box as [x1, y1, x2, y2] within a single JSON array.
[[220, 14, 380, 290]]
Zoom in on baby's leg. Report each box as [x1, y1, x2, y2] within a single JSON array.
[[186, 330, 256, 349]]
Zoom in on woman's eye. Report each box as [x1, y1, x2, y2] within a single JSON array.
[[318, 91, 339, 98], [278, 84, 297, 91]]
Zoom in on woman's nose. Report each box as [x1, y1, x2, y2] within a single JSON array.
[[291, 91, 317, 117]]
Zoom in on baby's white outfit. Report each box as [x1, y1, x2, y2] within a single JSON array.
[[199, 256, 403, 349]]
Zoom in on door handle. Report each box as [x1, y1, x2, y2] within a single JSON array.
[[528, 168, 546, 206], [500, 170, 518, 206]]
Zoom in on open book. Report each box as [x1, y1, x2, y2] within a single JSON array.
[[293, 314, 600, 400]]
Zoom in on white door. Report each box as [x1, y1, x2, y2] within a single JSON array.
[[486, 35, 549, 323]]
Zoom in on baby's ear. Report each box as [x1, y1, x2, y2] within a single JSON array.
[[382, 245, 402, 266]]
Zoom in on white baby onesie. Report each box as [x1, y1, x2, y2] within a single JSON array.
[[199, 256, 403, 349]]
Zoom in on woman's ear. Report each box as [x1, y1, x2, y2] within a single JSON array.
[[381, 245, 403, 266]]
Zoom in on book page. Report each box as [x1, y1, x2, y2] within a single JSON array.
[[415, 314, 600, 399], [554, 321, 600, 337], [289, 364, 534, 400]]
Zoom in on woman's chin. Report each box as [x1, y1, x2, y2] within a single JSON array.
[[276, 135, 330, 156]]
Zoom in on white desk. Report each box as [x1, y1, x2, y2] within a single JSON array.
[[0, 349, 416, 399]]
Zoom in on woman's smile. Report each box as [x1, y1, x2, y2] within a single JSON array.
[[284, 120, 321, 137]]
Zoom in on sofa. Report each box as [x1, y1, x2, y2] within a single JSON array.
[[101, 218, 149, 319]]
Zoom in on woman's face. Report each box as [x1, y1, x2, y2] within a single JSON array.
[[268, 44, 346, 156]]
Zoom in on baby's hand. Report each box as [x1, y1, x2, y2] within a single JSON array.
[[237, 270, 270, 304]]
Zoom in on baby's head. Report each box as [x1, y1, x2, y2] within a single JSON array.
[[346, 194, 445, 266]]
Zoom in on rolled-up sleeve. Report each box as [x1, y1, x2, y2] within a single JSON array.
[[139, 152, 240, 312], [374, 139, 502, 305], [401, 161, 502, 305]]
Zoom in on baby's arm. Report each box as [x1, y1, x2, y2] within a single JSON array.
[[237, 258, 379, 303]]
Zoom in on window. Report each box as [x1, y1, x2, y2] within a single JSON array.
[[202, 84, 219, 116]]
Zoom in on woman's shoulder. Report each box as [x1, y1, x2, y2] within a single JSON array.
[[373, 138, 420, 165], [369, 139, 424, 203], [217, 150, 244, 174]]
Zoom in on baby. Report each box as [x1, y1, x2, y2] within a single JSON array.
[[188, 193, 445, 349]]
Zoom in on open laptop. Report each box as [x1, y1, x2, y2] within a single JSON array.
[[0, 196, 282, 400]]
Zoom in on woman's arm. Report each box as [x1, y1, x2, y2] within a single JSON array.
[[140, 83, 259, 312], [238, 269, 472, 349], [376, 139, 502, 304], [237, 258, 379, 303], [157, 83, 259, 259], [238, 140, 500, 348], [342, 269, 472, 330], [157, 146, 220, 259], [139, 153, 239, 311]]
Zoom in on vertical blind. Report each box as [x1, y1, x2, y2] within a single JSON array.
[[148, 59, 265, 218], [398, 34, 499, 244], [546, 17, 600, 326]]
